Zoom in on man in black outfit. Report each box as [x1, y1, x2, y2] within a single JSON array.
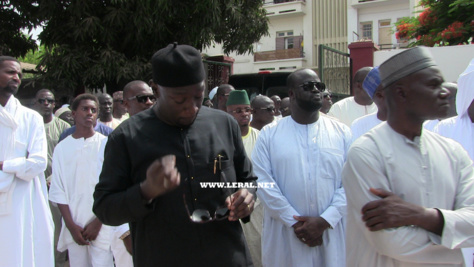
[[93, 43, 257, 267]]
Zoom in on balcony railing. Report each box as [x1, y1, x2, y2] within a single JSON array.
[[254, 48, 304, 62]]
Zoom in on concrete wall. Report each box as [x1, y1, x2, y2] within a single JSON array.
[[374, 44, 474, 82]]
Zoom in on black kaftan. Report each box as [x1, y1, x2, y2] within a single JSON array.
[[93, 107, 256, 267]]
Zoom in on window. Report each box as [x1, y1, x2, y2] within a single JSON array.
[[360, 22, 373, 40], [277, 30, 294, 37], [378, 19, 392, 46], [285, 38, 294, 49], [276, 30, 296, 50]]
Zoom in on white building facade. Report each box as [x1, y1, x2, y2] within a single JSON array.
[[347, 0, 421, 50], [203, 0, 421, 75]]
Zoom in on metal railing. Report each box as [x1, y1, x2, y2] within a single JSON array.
[[263, 0, 305, 5], [254, 47, 304, 62], [318, 45, 352, 99]]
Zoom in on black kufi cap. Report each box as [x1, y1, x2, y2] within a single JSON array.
[[152, 42, 205, 87]]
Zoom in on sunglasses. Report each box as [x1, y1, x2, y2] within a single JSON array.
[[37, 98, 55, 105], [113, 99, 123, 104], [231, 107, 252, 114], [323, 93, 332, 98], [299, 81, 326, 92], [279, 107, 289, 113], [183, 155, 232, 223], [128, 94, 156, 103], [259, 107, 275, 112]]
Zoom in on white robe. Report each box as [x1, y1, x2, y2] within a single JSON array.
[[434, 58, 474, 265], [328, 96, 378, 127], [434, 58, 474, 161], [252, 116, 351, 267], [49, 133, 113, 252], [111, 224, 133, 267], [423, 119, 440, 132], [241, 126, 263, 267], [350, 112, 382, 143], [343, 122, 474, 267], [0, 96, 54, 267]]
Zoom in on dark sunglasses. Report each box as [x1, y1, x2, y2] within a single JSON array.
[[183, 193, 230, 223], [113, 99, 123, 104], [259, 107, 275, 112], [279, 107, 289, 113], [299, 81, 326, 92], [37, 98, 55, 105], [184, 155, 232, 223], [128, 94, 156, 103], [231, 107, 252, 114], [323, 93, 332, 98]]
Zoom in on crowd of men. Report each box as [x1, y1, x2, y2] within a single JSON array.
[[0, 44, 473, 267]]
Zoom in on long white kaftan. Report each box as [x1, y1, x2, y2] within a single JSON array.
[[434, 58, 474, 266], [0, 96, 54, 267], [343, 122, 474, 267], [241, 126, 263, 267], [252, 116, 351, 267], [350, 112, 382, 143], [328, 96, 377, 127], [435, 58, 474, 161], [49, 133, 113, 252]]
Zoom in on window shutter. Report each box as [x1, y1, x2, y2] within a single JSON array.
[[294, 36, 303, 49], [276, 37, 285, 50]]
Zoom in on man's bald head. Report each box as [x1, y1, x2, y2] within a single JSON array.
[[123, 81, 150, 98], [33, 89, 56, 120], [216, 84, 235, 111], [354, 67, 373, 84], [280, 97, 291, 117], [98, 93, 112, 102], [35, 89, 54, 99], [353, 67, 374, 105], [270, 95, 282, 116], [251, 95, 274, 109], [98, 93, 113, 118], [250, 95, 275, 130], [287, 69, 307, 90], [123, 80, 155, 116]]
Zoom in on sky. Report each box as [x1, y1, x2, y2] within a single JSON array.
[[22, 26, 43, 44]]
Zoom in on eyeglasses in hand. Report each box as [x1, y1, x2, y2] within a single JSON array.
[[299, 81, 326, 92], [128, 94, 156, 103], [183, 156, 232, 223]]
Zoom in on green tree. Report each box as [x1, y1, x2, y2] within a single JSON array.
[[37, 0, 269, 93], [0, 0, 41, 57], [19, 44, 44, 65], [395, 0, 473, 46]]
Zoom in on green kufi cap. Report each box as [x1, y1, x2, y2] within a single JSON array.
[[226, 90, 250, 106]]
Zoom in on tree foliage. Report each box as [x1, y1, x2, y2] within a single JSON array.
[[36, 0, 269, 92], [19, 44, 44, 65], [0, 0, 41, 57], [395, 0, 473, 46]]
